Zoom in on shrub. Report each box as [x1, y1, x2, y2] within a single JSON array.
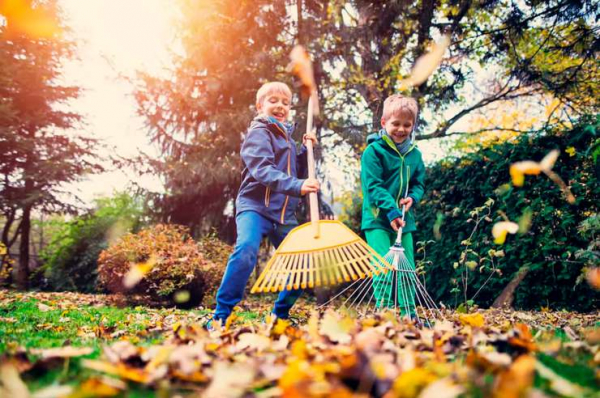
[[98, 224, 208, 308], [36, 192, 144, 292], [415, 118, 599, 311]]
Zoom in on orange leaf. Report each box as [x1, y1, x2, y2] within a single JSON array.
[[494, 355, 535, 398], [587, 267, 600, 290]]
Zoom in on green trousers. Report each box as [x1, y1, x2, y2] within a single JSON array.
[[365, 229, 416, 316]]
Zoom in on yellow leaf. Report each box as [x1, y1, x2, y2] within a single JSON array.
[[81, 360, 148, 383], [458, 313, 485, 328], [510, 161, 541, 187], [492, 221, 519, 244], [392, 368, 438, 398], [565, 147, 576, 157]]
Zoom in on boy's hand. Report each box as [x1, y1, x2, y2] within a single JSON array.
[[399, 197, 414, 212], [301, 178, 320, 195], [303, 133, 318, 146], [391, 218, 406, 231]]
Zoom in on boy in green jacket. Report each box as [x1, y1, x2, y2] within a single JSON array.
[[361, 94, 425, 317]]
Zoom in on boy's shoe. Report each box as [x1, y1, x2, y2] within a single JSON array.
[[203, 317, 224, 332]]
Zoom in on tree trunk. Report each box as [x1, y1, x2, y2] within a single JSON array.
[[492, 266, 530, 309]]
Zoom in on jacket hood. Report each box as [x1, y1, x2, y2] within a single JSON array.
[[366, 129, 386, 144], [250, 115, 295, 137]]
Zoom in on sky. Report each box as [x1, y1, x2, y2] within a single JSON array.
[[59, 0, 178, 206]]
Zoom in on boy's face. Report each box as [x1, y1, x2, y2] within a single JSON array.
[[257, 92, 291, 123], [381, 112, 414, 144]]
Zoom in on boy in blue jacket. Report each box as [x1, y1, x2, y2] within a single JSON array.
[[211, 82, 319, 326]]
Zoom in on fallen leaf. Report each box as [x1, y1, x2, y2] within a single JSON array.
[[236, 333, 271, 352], [30, 346, 93, 359], [319, 311, 353, 344], [31, 385, 73, 398], [494, 355, 535, 398], [0, 362, 29, 398], [458, 313, 485, 328]]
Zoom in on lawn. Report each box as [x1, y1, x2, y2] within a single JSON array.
[[0, 289, 598, 397]]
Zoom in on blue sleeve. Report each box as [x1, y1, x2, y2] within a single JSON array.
[[241, 128, 304, 196], [296, 143, 308, 179]]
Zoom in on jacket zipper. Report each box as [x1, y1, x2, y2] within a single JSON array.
[[264, 186, 271, 207], [382, 135, 414, 206], [271, 122, 291, 224]]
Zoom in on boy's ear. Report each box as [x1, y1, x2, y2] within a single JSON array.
[[256, 101, 263, 113], [380, 118, 386, 128]]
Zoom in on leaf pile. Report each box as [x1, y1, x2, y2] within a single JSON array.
[[1, 290, 597, 397]]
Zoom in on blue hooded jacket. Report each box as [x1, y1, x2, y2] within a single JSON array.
[[235, 116, 307, 225]]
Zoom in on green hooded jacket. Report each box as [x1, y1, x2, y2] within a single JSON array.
[[360, 131, 426, 233]]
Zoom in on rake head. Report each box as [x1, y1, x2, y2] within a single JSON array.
[[320, 246, 444, 327], [251, 221, 394, 293]]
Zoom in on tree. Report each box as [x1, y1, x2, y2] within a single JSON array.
[[299, 0, 598, 148], [134, 0, 293, 239], [0, 0, 102, 289]]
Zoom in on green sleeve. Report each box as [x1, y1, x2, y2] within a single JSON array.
[[361, 147, 399, 217], [408, 157, 425, 204]]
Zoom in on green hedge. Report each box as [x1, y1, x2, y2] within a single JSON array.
[[36, 193, 145, 292], [413, 117, 599, 311]]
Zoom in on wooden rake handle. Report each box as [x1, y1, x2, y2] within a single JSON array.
[[305, 96, 320, 238]]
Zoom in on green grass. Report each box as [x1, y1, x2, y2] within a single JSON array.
[[0, 298, 211, 354]]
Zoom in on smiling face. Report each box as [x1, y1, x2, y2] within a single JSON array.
[[381, 111, 414, 144], [257, 92, 291, 123]]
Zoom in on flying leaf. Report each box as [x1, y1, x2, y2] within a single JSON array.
[[509, 150, 575, 203], [539, 149, 559, 171], [492, 221, 519, 244], [398, 35, 450, 90], [509, 161, 541, 187], [287, 45, 319, 116], [123, 256, 157, 289]]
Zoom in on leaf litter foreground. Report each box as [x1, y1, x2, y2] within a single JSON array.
[[0, 290, 598, 397]]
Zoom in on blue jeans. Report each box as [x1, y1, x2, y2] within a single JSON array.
[[214, 211, 303, 321]]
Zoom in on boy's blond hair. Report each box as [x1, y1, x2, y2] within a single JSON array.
[[256, 82, 292, 107], [382, 94, 419, 122]]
